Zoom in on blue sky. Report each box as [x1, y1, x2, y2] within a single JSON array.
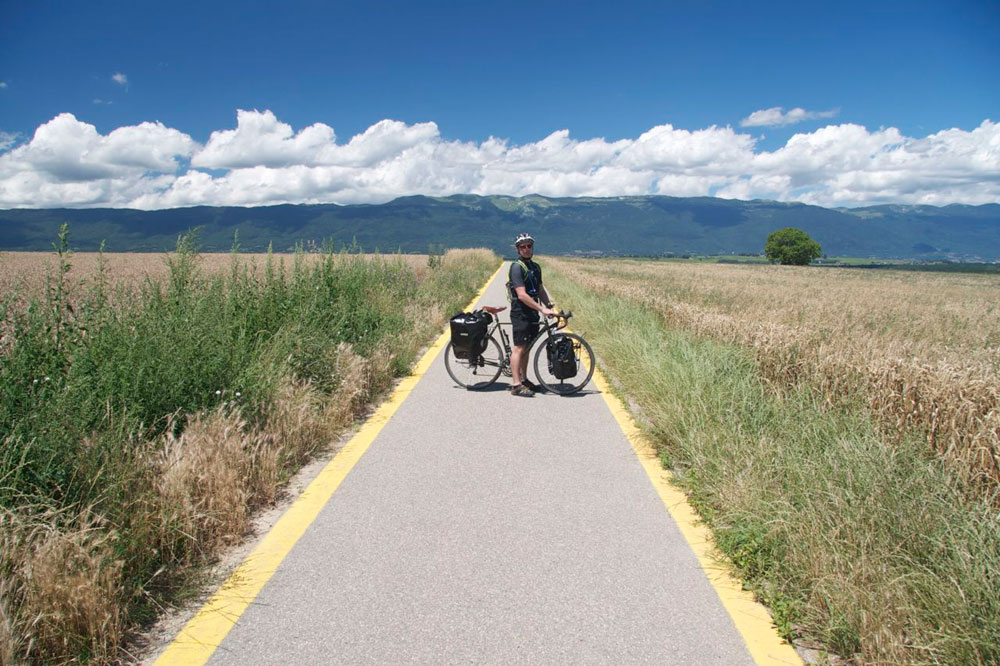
[[1, 0, 998, 208]]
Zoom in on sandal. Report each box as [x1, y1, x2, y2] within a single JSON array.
[[522, 379, 543, 393]]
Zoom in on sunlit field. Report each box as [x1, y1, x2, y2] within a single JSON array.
[[546, 257, 1000, 665], [548, 257, 1000, 488], [0, 251, 430, 306], [0, 238, 496, 665]]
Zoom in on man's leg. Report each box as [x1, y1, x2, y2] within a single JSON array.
[[513, 318, 539, 391], [510, 344, 526, 386], [518, 343, 530, 382], [510, 315, 538, 394]]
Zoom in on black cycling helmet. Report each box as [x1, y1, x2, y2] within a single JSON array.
[[514, 233, 535, 247]]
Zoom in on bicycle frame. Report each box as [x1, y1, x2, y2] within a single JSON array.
[[485, 313, 570, 377], [445, 309, 593, 395]]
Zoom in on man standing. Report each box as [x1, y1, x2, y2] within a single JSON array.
[[508, 233, 556, 397]]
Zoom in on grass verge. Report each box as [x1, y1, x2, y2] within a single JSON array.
[[546, 266, 1000, 665], [0, 230, 497, 665]]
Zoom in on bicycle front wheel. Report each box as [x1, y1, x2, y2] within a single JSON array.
[[532, 332, 596, 395], [444, 335, 504, 390]]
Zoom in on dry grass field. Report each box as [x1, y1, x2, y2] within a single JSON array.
[[548, 257, 1000, 489], [0, 244, 496, 664], [545, 258, 1000, 664], [0, 251, 430, 302]]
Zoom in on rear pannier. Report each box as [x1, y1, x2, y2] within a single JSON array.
[[449, 310, 492, 360], [546, 335, 578, 379]]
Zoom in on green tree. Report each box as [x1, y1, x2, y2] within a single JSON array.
[[764, 228, 822, 265]]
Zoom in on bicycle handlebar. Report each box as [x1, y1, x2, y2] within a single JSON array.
[[476, 306, 572, 322], [551, 310, 572, 331]]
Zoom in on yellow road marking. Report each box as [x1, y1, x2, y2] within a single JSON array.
[[552, 277, 797, 663], [153, 263, 505, 666], [588, 366, 803, 666]]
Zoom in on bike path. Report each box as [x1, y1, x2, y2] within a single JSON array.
[[160, 265, 785, 665]]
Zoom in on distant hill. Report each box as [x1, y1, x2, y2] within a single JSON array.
[[1, 195, 999, 260]]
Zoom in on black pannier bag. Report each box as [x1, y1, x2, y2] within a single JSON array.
[[546, 336, 578, 379], [449, 310, 492, 360]]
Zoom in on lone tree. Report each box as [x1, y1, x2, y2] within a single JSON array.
[[764, 228, 822, 265]]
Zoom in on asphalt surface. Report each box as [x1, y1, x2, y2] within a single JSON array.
[[206, 266, 755, 665]]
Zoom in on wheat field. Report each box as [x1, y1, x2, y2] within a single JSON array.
[[0, 251, 430, 301], [544, 259, 1000, 664], [547, 257, 1000, 489]]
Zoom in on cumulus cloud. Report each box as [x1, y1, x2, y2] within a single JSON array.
[[0, 109, 997, 209], [741, 106, 839, 127], [618, 124, 754, 171], [0, 131, 18, 152], [0, 113, 196, 207], [112, 73, 128, 86], [192, 110, 442, 170]]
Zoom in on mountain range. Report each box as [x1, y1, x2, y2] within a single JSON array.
[[1, 195, 999, 260]]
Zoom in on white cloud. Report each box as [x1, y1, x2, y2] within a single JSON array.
[[93, 98, 113, 105], [0, 113, 195, 207], [0, 82, 7, 89], [0, 110, 997, 209], [192, 110, 334, 169], [741, 106, 839, 127], [192, 110, 445, 170], [617, 124, 755, 171], [112, 73, 128, 86]]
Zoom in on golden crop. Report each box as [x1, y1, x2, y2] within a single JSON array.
[[0, 251, 430, 299], [548, 257, 1000, 489]]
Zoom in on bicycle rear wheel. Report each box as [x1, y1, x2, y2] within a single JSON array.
[[445, 335, 504, 390], [532, 332, 596, 395]]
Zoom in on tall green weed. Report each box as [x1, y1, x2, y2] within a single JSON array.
[[0, 231, 497, 664], [2, 238, 418, 507]]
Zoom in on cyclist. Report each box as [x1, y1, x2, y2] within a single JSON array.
[[508, 233, 556, 397]]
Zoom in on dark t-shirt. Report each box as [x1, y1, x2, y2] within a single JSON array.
[[509, 259, 543, 319]]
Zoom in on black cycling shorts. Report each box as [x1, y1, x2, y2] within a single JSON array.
[[511, 310, 540, 347]]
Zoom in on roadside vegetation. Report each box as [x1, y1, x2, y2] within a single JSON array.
[[0, 228, 497, 665], [550, 258, 1000, 490], [546, 258, 1000, 665]]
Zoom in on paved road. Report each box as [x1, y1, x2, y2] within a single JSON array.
[[205, 266, 756, 665]]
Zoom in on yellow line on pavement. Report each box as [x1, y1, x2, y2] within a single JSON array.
[[589, 367, 803, 666], [153, 262, 504, 666]]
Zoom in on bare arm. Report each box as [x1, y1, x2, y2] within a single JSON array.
[[515, 286, 555, 317], [539, 285, 554, 309]]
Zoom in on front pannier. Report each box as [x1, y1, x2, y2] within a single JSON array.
[[546, 335, 578, 379], [449, 310, 492, 360]]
